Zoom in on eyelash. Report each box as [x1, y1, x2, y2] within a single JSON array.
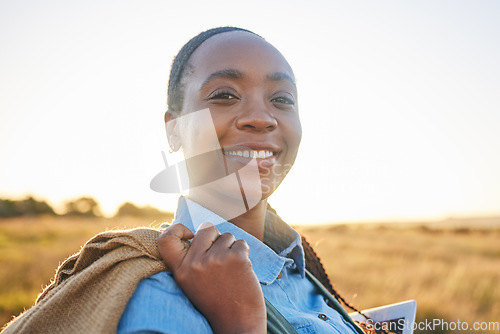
[[207, 90, 295, 107], [208, 90, 239, 101], [271, 96, 295, 106]]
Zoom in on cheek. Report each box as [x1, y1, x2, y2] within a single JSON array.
[[177, 108, 232, 187], [179, 108, 221, 157], [284, 115, 302, 157], [209, 111, 236, 141]]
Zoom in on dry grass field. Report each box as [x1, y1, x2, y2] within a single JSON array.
[[1, 216, 499, 333], [296, 222, 500, 334]]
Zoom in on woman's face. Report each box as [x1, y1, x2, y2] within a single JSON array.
[[170, 31, 302, 210]]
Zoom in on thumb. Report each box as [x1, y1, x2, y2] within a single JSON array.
[[158, 223, 194, 271]]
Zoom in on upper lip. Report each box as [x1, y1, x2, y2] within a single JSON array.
[[222, 143, 281, 155]]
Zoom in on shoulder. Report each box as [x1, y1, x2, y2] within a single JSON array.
[[135, 271, 183, 294], [118, 272, 212, 333]]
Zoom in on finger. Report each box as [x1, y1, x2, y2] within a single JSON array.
[[185, 222, 221, 260], [228, 240, 252, 268], [229, 239, 250, 256], [208, 232, 236, 252], [158, 223, 195, 270]]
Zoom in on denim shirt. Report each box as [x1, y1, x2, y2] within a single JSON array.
[[118, 197, 358, 334]]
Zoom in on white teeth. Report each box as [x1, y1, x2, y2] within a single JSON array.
[[225, 150, 274, 159]]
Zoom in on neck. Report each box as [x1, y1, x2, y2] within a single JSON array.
[[229, 200, 267, 241], [187, 188, 268, 241]]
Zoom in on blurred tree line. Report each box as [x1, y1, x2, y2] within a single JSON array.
[[115, 202, 174, 220], [0, 196, 173, 220], [0, 197, 55, 217]]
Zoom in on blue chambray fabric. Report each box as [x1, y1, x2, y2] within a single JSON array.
[[118, 197, 358, 334]]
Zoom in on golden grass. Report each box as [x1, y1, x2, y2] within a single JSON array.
[[296, 223, 500, 334], [0, 215, 166, 327], [1, 216, 499, 333]]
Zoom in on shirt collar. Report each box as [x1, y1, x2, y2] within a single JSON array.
[[172, 196, 305, 284]]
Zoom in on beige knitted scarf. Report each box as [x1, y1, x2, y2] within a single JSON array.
[[1, 228, 167, 334]]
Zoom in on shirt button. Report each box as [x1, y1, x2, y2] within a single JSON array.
[[277, 271, 283, 279], [318, 313, 328, 321]]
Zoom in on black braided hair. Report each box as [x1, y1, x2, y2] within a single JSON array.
[[301, 236, 373, 323], [167, 26, 259, 114], [301, 235, 366, 315], [266, 204, 366, 317]]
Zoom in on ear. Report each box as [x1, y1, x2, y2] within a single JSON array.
[[165, 110, 181, 151]]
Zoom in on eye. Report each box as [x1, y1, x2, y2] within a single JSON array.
[[208, 89, 240, 101], [271, 95, 295, 106]]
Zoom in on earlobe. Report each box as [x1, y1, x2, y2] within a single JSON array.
[[164, 110, 173, 124], [165, 110, 181, 152]]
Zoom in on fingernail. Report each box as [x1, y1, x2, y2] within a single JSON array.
[[196, 222, 214, 233]]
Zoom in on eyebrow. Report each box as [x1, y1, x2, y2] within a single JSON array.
[[199, 69, 296, 91], [266, 72, 296, 88], [200, 69, 243, 91]]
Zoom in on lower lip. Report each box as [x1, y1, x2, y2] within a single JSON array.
[[223, 154, 278, 171]]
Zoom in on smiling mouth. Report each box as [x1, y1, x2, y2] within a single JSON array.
[[223, 149, 275, 159]]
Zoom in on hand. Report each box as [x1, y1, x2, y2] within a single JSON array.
[[158, 223, 266, 334]]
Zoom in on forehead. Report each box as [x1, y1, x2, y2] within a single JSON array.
[[186, 31, 295, 81]]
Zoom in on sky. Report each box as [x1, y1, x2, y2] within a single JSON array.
[[1, 0, 499, 224]]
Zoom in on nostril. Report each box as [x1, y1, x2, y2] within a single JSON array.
[[236, 118, 277, 131]]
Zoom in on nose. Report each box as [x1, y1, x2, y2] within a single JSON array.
[[235, 100, 277, 132]]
